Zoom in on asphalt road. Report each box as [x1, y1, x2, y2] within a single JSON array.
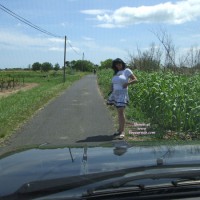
[[0, 75, 117, 155]]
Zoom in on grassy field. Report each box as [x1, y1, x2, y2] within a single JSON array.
[[97, 69, 200, 144], [0, 70, 86, 142]]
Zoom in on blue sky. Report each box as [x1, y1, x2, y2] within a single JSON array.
[[0, 0, 200, 69]]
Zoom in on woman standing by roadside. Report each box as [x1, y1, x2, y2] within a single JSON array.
[[107, 58, 138, 139]]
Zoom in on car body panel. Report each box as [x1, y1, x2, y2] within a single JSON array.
[[1, 144, 200, 197]]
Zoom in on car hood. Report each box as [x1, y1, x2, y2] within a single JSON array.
[[1, 142, 200, 196]]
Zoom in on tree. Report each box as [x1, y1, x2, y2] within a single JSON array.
[[54, 63, 60, 71], [73, 60, 94, 72], [152, 28, 177, 68], [100, 59, 113, 69], [128, 43, 162, 71], [32, 62, 41, 71], [184, 46, 200, 68], [41, 62, 53, 72]]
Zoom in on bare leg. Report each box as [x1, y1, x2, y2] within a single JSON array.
[[117, 107, 125, 133]]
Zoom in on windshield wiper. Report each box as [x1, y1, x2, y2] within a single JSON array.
[[172, 177, 200, 186], [84, 182, 200, 200], [2, 163, 200, 200], [86, 169, 200, 196]]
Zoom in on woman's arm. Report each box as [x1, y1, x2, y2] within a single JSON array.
[[123, 74, 138, 88]]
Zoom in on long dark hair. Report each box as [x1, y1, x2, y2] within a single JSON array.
[[112, 58, 126, 75]]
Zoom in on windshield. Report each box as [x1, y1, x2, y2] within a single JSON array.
[[0, 0, 200, 199]]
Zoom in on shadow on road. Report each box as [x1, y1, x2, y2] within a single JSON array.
[[77, 135, 114, 143]]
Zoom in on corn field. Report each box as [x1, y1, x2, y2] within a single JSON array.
[[97, 69, 200, 133]]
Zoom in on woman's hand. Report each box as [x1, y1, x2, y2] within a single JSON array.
[[123, 74, 138, 88]]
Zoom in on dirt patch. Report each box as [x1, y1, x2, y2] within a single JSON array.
[[0, 83, 39, 98]]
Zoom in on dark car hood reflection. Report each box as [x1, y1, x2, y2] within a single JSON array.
[[1, 143, 200, 196]]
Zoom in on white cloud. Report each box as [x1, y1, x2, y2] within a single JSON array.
[[82, 36, 95, 41], [96, 23, 123, 28], [82, 0, 200, 28], [48, 38, 64, 43], [49, 47, 63, 52], [67, 46, 80, 53], [0, 30, 64, 50], [81, 9, 111, 15]]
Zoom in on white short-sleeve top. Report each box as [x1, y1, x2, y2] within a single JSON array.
[[112, 68, 133, 90]]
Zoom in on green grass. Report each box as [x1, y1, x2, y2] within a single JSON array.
[[0, 70, 86, 141]]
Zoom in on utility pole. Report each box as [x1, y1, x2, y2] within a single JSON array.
[[82, 52, 84, 60], [63, 35, 67, 82], [82, 52, 84, 71]]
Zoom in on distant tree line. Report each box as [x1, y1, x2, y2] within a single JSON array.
[[32, 62, 59, 72], [66, 60, 96, 72], [31, 60, 96, 72]]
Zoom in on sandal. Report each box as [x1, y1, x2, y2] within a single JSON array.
[[119, 132, 125, 139], [114, 132, 125, 139]]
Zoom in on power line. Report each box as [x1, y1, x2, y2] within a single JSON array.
[[0, 3, 63, 38], [66, 36, 81, 55], [0, 3, 81, 55]]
